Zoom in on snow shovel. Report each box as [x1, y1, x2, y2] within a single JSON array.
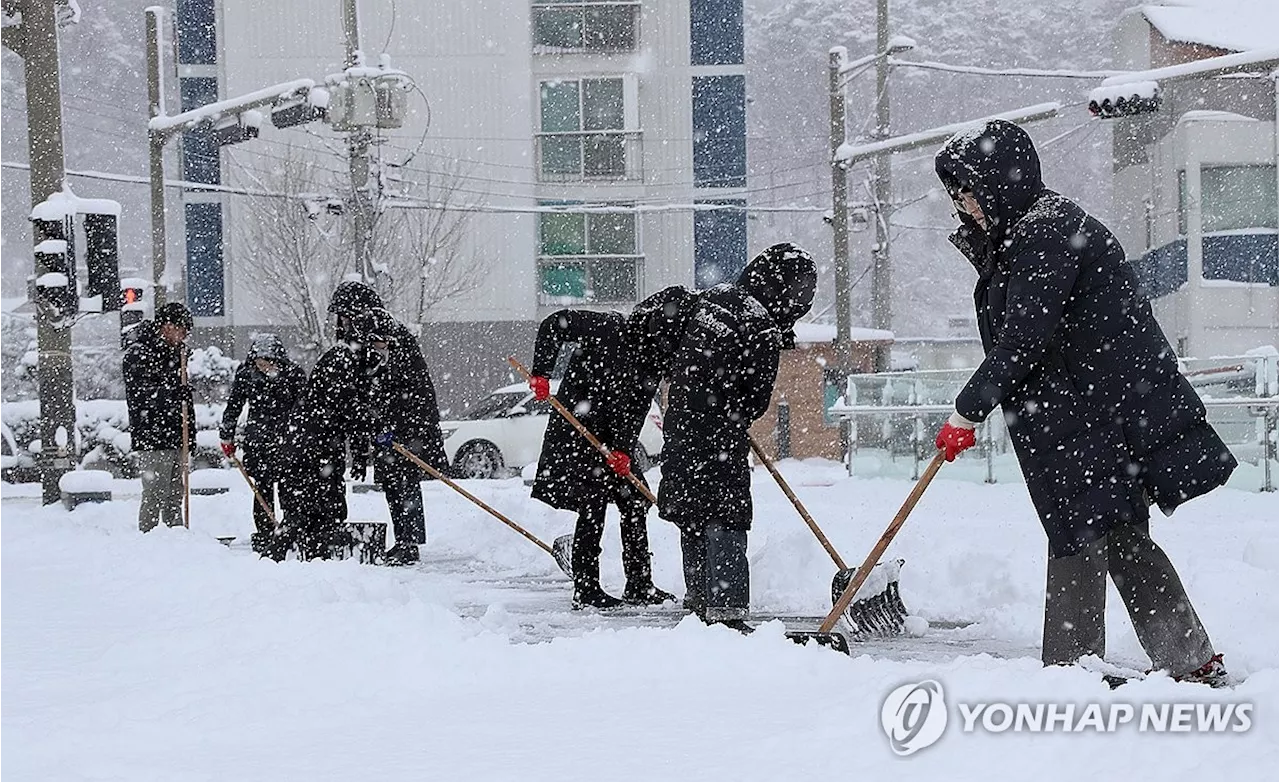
[[812, 450, 946, 637], [388, 440, 573, 577], [507, 356, 658, 571], [747, 432, 906, 636]]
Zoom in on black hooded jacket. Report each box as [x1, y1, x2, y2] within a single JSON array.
[[639, 244, 816, 530], [278, 343, 367, 527], [218, 335, 307, 469], [529, 309, 655, 511], [123, 320, 194, 451], [936, 119, 1236, 557], [353, 307, 449, 477]]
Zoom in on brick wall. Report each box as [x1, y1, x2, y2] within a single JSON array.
[[748, 340, 886, 461]]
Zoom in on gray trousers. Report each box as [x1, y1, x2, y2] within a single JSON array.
[[138, 450, 184, 533], [1043, 520, 1214, 676], [680, 524, 750, 622]]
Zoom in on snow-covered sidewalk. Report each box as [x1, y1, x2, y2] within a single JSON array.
[[3, 462, 1276, 780]]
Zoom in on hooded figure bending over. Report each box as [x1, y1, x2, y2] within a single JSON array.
[[932, 118, 1235, 685], [629, 242, 816, 626]]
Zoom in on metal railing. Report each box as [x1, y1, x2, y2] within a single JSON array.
[[830, 353, 1279, 491]]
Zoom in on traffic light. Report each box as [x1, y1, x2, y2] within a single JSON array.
[[83, 213, 121, 311], [1088, 81, 1161, 119], [119, 282, 146, 348], [32, 217, 78, 319]]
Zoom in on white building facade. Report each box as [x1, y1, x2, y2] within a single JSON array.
[[179, 0, 750, 408], [1107, 1, 1278, 359]]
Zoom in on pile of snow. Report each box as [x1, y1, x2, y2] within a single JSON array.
[[57, 468, 113, 494]]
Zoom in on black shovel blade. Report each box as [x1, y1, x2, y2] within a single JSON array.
[[830, 559, 909, 639], [785, 631, 850, 655], [551, 534, 574, 578]]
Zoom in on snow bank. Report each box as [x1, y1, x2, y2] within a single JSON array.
[[2, 463, 1276, 781]]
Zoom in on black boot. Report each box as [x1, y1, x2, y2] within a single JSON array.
[[619, 502, 673, 605], [573, 582, 624, 610], [383, 542, 420, 567], [623, 582, 677, 605], [571, 515, 622, 610]]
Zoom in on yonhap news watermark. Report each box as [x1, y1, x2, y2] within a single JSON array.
[[880, 679, 1254, 756]]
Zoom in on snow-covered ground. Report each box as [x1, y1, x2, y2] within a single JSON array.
[[3, 461, 1276, 780]]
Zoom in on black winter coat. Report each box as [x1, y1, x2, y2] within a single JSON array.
[[279, 344, 367, 525], [652, 284, 781, 530], [936, 119, 1237, 558], [122, 320, 194, 451], [529, 309, 654, 512], [366, 319, 448, 479], [218, 358, 306, 473]]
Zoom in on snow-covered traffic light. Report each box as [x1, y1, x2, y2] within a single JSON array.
[[83, 213, 120, 311], [1088, 81, 1161, 119], [32, 217, 78, 319], [119, 280, 148, 348]]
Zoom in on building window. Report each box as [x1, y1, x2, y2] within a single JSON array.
[[185, 202, 224, 317], [180, 77, 219, 185], [690, 0, 743, 66], [538, 77, 640, 181], [176, 0, 217, 65], [692, 75, 746, 188], [533, 0, 639, 52], [693, 199, 746, 288], [1179, 165, 1279, 235], [538, 205, 641, 304]]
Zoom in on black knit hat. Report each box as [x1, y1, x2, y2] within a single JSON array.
[[155, 302, 193, 331]]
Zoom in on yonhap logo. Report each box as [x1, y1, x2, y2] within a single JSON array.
[[881, 680, 948, 756]]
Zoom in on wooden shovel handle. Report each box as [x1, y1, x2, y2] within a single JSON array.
[[391, 441, 554, 556], [818, 450, 946, 633], [228, 452, 278, 526], [506, 356, 658, 505], [748, 432, 847, 571]]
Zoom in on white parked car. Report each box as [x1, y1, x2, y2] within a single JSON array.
[[441, 381, 664, 480]]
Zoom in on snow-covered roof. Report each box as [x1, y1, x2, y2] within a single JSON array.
[[1141, 1, 1279, 53], [1178, 110, 1262, 123], [792, 323, 894, 344]]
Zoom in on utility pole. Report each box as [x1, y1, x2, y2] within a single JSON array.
[[342, 0, 376, 285], [870, 0, 892, 371], [4, 0, 75, 505], [828, 47, 851, 362], [146, 6, 168, 308]]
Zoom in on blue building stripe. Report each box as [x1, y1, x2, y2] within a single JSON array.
[[692, 75, 746, 189], [690, 0, 744, 66], [694, 200, 747, 288]]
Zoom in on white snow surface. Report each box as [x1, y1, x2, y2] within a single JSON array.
[[2, 461, 1276, 780]]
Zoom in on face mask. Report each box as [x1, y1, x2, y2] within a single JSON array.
[[263, 368, 279, 378]]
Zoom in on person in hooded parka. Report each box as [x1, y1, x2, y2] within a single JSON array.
[[345, 302, 449, 567], [123, 302, 195, 533], [629, 244, 816, 626], [218, 333, 307, 556], [932, 118, 1236, 685], [276, 339, 368, 561], [526, 308, 677, 609]]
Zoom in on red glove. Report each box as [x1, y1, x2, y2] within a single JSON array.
[[530, 375, 551, 401], [606, 450, 631, 477], [935, 420, 976, 462], [220, 441, 236, 459]]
